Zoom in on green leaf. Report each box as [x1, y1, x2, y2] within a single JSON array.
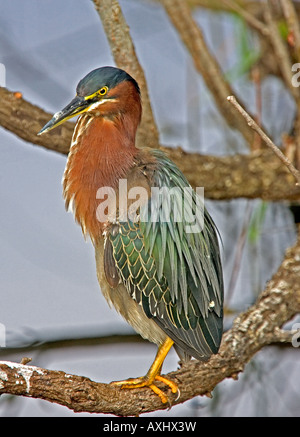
[[248, 201, 268, 243]]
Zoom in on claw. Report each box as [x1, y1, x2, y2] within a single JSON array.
[[111, 374, 178, 404], [155, 375, 178, 394], [149, 383, 168, 404], [110, 337, 177, 404]]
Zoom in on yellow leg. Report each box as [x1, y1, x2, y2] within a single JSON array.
[[111, 337, 178, 403]]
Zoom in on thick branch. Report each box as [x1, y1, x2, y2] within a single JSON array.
[[92, 0, 160, 149], [1, 87, 300, 201], [0, 87, 73, 155], [171, 147, 300, 201], [1, 230, 300, 415]]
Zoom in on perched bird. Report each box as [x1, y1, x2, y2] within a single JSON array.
[[39, 66, 223, 403]]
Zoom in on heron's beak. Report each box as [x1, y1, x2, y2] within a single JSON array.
[[38, 95, 89, 135]]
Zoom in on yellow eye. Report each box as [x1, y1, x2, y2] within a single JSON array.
[[98, 86, 108, 96], [84, 86, 109, 101]]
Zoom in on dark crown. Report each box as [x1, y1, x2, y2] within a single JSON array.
[[76, 66, 140, 97]]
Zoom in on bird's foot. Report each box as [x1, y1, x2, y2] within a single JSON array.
[[111, 374, 178, 404]]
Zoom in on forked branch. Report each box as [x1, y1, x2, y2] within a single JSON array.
[[1, 230, 299, 415]]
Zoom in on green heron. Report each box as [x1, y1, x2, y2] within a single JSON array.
[[39, 66, 223, 403]]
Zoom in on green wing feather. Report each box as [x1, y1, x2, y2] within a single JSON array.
[[108, 149, 223, 361]]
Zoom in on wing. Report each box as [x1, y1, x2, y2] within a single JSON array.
[[104, 150, 223, 361]]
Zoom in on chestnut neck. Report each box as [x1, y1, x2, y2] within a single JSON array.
[[63, 98, 141, 240]]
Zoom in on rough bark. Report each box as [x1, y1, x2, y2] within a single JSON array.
[[92, 0, 160, 150], [1, 87, 300, 202], [0, 87, 74, 155]]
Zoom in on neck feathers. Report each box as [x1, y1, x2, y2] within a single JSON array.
[[63, 111, 139, 241]]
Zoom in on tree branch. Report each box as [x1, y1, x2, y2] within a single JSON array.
[[227, 95, 300, 185], [222, 0, 270, 37], [92, 0, 160, 149], [0, 87, 73, 155], [170, 147, 300, 201], [186, 0, 300, 17], [1, 86, 300, 201], [280, 0, 300, 61], [263, 1, 300, 102], [1, 229, 299, 415], [1, 0, 299, 417], [161, 0, 255, 147]]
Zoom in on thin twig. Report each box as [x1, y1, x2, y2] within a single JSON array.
[[222, 0, 269, 36], [161, 0, 255, 146], [227, 95, 300, 185], [251, 66, 263, 150], [280, 0, 300, 61], [92, 0, 160, 149], [263, 1, 299, 101], [280, 0, 300, 170]]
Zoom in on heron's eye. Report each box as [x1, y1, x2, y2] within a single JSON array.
[[84, 87, 109, 101], [98, 86, 108, 96]]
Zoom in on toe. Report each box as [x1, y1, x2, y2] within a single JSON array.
[[155, 375, 178, 394]]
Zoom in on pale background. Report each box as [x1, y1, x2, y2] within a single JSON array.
[[0, 0, 299, 416]]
